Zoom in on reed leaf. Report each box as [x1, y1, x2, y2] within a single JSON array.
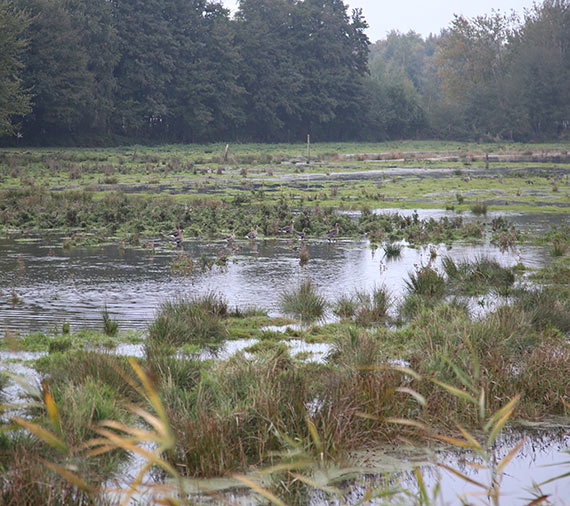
[[437, 463, 487, 489], [430, 378, 478, 405], [232, 474, 288, 506], [41, 459, 95, 493], [12, 416, 68, 453], [497, 437, 526, 475]]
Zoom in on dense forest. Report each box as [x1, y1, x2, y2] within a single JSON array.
[[0, 0, 569, 145]]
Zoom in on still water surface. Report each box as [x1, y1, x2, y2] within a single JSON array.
[[0, 234, 549, 334]]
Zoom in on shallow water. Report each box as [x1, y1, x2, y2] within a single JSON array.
[[0, 233, 550, 334], [170, 427, 570, 505], [0, 234, 550, 334]]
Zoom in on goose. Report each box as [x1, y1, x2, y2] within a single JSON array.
[[226, 229, 236, 243], [296, 228, 306, 240], [168, 225, 183, 240], [327, 222, 339, 242], [246, 225, 258, 240], [168, 225, 183, 247], [279, 219, 295, 235]]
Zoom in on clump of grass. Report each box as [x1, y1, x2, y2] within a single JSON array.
[[354, 286, 392, 325], [550, 240, 568, 257], [513, 286, 570, 333], [0, 449, 97, 506], [48, 336, 73, 354], [443, 256, 515, 296], [333, 294, 358, 319], [404, 265, 446, 297], [299, 243, 309, 266], [102, 305, 118, 336], [280, 279, 326, 325], [470, 201, 488, 215], [148, 293, 228, 352], [382, 242, 402, 260]]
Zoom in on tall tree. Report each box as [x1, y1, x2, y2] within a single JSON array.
[[65, 0, 119, 139], [161, 0, 244, 142], [436, 11, 525, 139], [17, 0, 94, 142], [235, 0, 302, 141], [511, 0, 570, 137], [0, 0, 31, 137]]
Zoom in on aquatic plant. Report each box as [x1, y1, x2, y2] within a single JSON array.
[[550, 239, 568, 257], [148, 293, 228, 352], [404, 265, 446, 297], [382, 242, 402, 260], [280, 279, 326, 325], [298, 243, 309, 266], [102, 305, 118, 337], [333, 294, 358, 319], [443, 256, 515, 296], [470, 201, 488, 215], [354, 286, 392, 325]]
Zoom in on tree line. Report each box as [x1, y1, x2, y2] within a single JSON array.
[[1, 0, 569, 145]]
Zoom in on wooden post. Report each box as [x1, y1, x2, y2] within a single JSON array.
[[131, 144, 138, 161], [223, 143, 229, 163], [306, 134, 311, 164]]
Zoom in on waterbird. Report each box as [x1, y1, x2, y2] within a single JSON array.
[[168, 225, 183, 247], [327, 222, 339, 242], [246, 225, 258, 240], [168, 225, 183, 240], [296, 228, 306, 241], [279, 219, 295, 235]]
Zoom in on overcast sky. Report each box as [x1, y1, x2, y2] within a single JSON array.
[[221, 0, 537, 41]]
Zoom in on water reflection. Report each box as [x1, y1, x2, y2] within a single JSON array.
[[0, 233, 551, 334]]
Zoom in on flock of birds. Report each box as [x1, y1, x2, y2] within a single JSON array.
[[167, 221, 340, 248]]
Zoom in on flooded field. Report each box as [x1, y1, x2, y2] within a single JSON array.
[[1, 199, 568, 505], [0, 231, 549, 333]]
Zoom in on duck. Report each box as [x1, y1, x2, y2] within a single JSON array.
[[296, 228, 306, 241], [279, 219, 295, 235], [327, 222, 339, 242], [246, 225, 258, 240]]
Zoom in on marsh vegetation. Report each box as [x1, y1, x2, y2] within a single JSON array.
[[0, 141, 568, 505]]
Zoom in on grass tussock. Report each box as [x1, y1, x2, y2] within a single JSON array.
[[470, 201, 488, 215], [442, 255, 515, 295], [280, 279, 326, 325], [404, 265, 446, 297], [333, 286, 392, 325], [382, 242, 402, 260], [148, 292, 228, 352]]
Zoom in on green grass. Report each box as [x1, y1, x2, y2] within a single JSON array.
[[280, 279, 327, 325], [148, 293, 229, 353]]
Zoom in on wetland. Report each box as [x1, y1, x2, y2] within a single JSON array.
[[0, 141, 569, 505]]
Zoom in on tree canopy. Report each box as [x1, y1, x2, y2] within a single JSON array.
[[0, 0, 568, 144]]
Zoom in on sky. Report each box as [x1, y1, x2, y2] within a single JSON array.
[[221, 0, 538, 42]]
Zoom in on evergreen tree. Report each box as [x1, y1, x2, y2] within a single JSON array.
[[0, 0, 31, 137]]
